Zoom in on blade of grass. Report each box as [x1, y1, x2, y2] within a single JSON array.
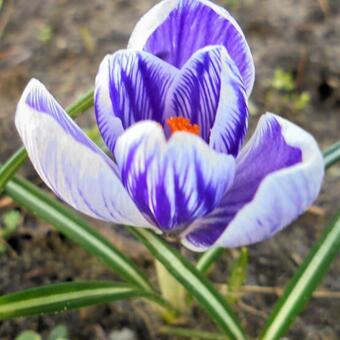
[[0, 281, 160, 320], [324, 141, 340, 169], [261, 212, 340, 339], [66, 89, 94, 118], [160, 326, 226, 340], [4, 175, 153, 292], [323, 140, 340, 157], [196, 248, 224, 274], [226, 248, 248, 305], [129, 228, 246, 340], [0, 147, 27, 193], [0, 89, 94, 193]]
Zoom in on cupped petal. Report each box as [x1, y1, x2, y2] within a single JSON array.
[[114, 121, 236, 232], [128, 0, 255, 96], [16, 79, 154, 229], [166, 45, 248, 156], [182, 113, 324, 251], [95, 50, 178, 153]]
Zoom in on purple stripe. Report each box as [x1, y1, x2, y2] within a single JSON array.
[[186, 116, 302, 248]]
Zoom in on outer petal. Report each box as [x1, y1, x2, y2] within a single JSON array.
[[167, 45, 248, 156], [182, 113, 324, 251], [128, 0, 255, 96], [114, 121, 235, 232], [95, 50, 178, 153], [15, 79, 154, 228]]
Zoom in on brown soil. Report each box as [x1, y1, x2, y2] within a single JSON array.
[[0, 0, 339, 339]]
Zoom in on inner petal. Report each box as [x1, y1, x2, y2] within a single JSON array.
[[114, 121, 236, 233]]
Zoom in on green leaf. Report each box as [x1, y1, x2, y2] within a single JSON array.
[[4, 176, 152, 292], [2, 210, 21, 238], [0, 89, 93, 194], [261, 212, 340, 339], [323, 140, 340, 169], [196, 248, 224, 274], [15, 331, 41, 340], [129, 228, 246, 340], [0, 281, 156, 320], [66, 89, 94, 119], [160, 326, 226, 340], [226, 248, 248, 304], [0, 147, 27, 193], [48, 325, 68, 340]]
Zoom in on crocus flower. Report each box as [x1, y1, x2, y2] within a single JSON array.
[[15, 0, 324, 252]]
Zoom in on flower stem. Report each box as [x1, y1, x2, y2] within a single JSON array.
[[155, 259, 188, 316]]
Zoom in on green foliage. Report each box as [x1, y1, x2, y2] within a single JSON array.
[[0, 210, 21, 253], [48, 324, 69, 340], [37, 24, 53, 43], [196, 248, 224, 274], [1, 210, 21, 239], [0, 281, 157, 320], [160, 326, 226, 339], [272, 69, 296, 91], [268, 68, 311, 113], [15, 324, 69, 340], [226, 248, 248, 304], [261, 212, 340, 339], [15, 331, 41, 340], [129, 227, 246, 340]]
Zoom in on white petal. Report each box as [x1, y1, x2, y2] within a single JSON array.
[[15, 79, 154, 229], [182, 113, 324, 251]]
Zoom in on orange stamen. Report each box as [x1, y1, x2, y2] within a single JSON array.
[[166, 116, 200, 136]]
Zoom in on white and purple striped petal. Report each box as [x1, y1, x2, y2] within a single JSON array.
[[114, 121, 236, 232], [128, 0, 255, 96], [182, 113, 324, 251], [167, 45, 248, 156], [95, 50, 178, 153], [16, 79, 154, 229]]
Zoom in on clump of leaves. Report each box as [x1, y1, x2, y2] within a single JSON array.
[[0, 210, 21, 253], [15, 324, 69, 340], [266, 68, 311, 113], [37, 24, 53, 43]]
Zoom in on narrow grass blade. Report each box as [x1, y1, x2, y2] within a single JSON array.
[[0, 89, 94, 194], [323, 140, 340, 169], [4, 176, 152, 292], [0, 147, 27, 193], [66, 89, 94, 118], [196, 248, 224, 274], [0, 281, 154, 320], [261, 212, 340, 339], [227, 248, 248, 304], [129, 228, 246, 340], [323, 140, 340, 157], [160, 326, 226, 339]]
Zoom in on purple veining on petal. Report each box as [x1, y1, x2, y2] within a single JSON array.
[[185, 116, 302, 248], [25, 87, 98, 154], [115, 122, 236, 232], [142, 0, 254, 95], [95, 51, 177, 153], [17, 79, 154, 228], [167, 46, 248, 156]]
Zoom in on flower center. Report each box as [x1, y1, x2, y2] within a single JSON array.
[[166, 116, 200, 136]]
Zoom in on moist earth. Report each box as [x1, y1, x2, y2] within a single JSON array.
[[0, 0, 339, 338]]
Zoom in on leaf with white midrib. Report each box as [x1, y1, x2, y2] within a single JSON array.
[[130, 228, 246, 340]]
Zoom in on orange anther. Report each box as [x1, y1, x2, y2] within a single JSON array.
[[166, 116, 200, 136]]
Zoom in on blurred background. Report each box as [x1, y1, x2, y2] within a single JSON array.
[[0, 0, 339, 338]]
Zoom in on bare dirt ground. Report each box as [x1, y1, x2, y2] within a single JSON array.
[[0, 0, 339, 338]]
